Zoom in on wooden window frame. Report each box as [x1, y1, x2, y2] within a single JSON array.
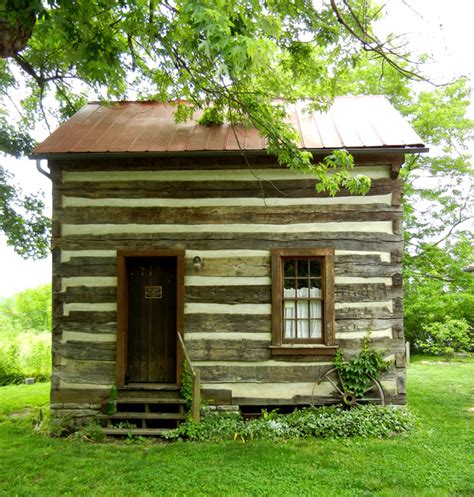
[[271, 248, 336, 356]]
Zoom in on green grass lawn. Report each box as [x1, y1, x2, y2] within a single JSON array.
[[0, 358, 473, 497]]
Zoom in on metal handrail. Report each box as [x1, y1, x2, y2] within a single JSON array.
[[177, 331, 201, 423]]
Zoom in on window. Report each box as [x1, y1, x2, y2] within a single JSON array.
[[271, 248, 336, 355]]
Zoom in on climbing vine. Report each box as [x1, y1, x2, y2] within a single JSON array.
[[334, 338, 391, 397]]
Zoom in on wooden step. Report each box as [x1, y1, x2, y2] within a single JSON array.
[[99, 412, 187, 420], [119, 384, 180, 391], [117, 397, 187, 405], [101, 428, 172, 437]]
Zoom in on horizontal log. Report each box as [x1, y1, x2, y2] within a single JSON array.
[[185, 313, 271, 334], [55, 254, 400, 280], [54, 322, 117, 334], [57, 204, 402, 225], [185, 256, 270, 277], [199, 364, 329, 383], [57, 341, 116, 361], [55, 311, 117, 323], [56, 284, 401, 308], [57, 232, 403, 253], [58, 286, 117, 304], [335, 307, 399, 320], [186, 339, 271, 361], [51, 388, 110, 403], [334, 262, 400, 277], [185, 285, 271, 304], [56, 257, 116, 277], [337, 337, 405, 354], [335, 284, 402, 302], [55, 370, 115, 385], [59, 177, 401, 199], [336, 318, 402, 332], [56, 359, 115, 375]]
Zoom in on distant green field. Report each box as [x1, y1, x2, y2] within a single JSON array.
[[0, 358, 473, 496]]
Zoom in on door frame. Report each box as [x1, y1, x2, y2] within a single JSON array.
[[116, 249, 185, 386]]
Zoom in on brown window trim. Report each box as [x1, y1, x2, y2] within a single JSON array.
[[271, 248, 336, 356]]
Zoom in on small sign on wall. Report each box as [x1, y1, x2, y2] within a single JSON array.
[[145, 286, 163, 299]]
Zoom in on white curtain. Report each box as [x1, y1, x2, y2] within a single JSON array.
[[283, 287, 322, 339]]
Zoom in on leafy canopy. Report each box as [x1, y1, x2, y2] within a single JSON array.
[[0, 0, 472, 307], [0, 0, 425, 257]]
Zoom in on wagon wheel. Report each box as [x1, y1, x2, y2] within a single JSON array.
[[311, 367, 385, 408]]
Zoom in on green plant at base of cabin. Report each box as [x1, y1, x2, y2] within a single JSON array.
[[334, 337, 391, 397], [71, 420, 106, 443], [163, 404, 416, 442], [180, 361, 207, 414], [180, 361, 193, 410]]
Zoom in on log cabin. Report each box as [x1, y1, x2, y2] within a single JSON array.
[[31, 97, 427, 432]]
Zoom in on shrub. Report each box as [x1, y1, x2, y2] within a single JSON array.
[[0, 331, 51, 385], [163, 405, 416, 442], [416, 318, 472, 355], [0, 342, 24, 385], [0, 284, 52, 334]]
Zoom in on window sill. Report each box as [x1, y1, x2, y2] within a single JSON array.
[[270, 345, 338, 356]]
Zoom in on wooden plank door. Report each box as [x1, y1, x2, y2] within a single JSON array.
[[126, 256, 177, 383]]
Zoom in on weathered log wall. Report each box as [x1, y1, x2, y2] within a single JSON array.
[[50, 155, 406, 411]]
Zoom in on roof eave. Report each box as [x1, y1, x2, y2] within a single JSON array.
[[30, 146, 429, 161]]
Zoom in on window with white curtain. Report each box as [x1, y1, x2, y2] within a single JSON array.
[[271, 248, 336, 353], [282, 257, 323, 342]]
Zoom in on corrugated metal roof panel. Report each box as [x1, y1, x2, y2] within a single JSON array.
[[32, 96, 426, 156]]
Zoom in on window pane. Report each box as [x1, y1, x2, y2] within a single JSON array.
[[297, 297, 309, 317], [310, 298, 321, 319], [297, 279, 309, 290], [284, 259, 296, 278], [284, 288, 296, 299], [284, 299, 296, 318], [310, 280, 322, 292], [283, 299, 296, 338], [297, 318, 309, 338], [297, 259, 309, 278], [284, 278, 296, 290], [310, 259, 321, 277], [284, 319, 296, 339], [310, 319, 322, 338]]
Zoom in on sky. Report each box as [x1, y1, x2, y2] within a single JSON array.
[[0, 0, 473, 298]]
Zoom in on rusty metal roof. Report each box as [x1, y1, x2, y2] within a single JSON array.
[[31, 96, 426, 157]]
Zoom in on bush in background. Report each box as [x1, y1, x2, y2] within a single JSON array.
[[404, 236, 473, 354], [415, 318, 472, 356], [0, 284, 51, 385], [0, 284, 51, 333], [0, 331, 51, 385]]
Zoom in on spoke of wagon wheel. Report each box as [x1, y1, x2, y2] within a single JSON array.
[[326, 373, 344, 396], [363, 383, 378, 394], [336, 368, 346, 393]]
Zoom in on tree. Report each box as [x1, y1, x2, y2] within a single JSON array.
[[1, 0, 426, 256], [0, 283, 52, 333], [334, 54, 473, 348]]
